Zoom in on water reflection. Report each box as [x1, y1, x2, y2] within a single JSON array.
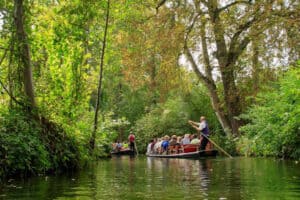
[[1, 157, 300, 200], [146, 158, 215, 199]]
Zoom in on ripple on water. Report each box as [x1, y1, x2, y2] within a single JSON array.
[[1, 157, 300, 200]]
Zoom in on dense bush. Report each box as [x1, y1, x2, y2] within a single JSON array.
[[40, 117, 81, 170], [210, 134, 237, 156], [0, 110, 49, 179], [0, 109, 81, 180], [239, 66, 300, 159]]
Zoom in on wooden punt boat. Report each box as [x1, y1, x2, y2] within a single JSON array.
[[111, 149, 135, 156], [146, 149, 218, 158]]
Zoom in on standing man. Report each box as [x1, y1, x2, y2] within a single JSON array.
[[188, 116, 210, 150], [128, 131, 135, 151]]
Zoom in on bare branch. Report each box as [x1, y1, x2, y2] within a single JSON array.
[[200, 19, 213, 81], [184, 45, 210, 84], [0, 78, 25, 107], [229, 17, 254, 48], [0, 48, 8, 66], [218, 0, 252, 13], [156, 0, 167, 14], [227, 36, 250, 66], [0, 45, 25, 107]]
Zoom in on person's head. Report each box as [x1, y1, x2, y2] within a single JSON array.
[[193, 134, 198, 139], [177, 136, 182, 143], [200, 116, 206, 122], [172, 135, 177, 140], [150, 139, 154, 143], [184, 134, 190, 138], [164, 135, 170, 141]]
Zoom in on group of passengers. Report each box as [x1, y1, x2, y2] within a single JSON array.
[[112, 132, 136, 152], [112, 141, 129, 151], [146, 116, 210, 155], [146, 134, 202, 155]]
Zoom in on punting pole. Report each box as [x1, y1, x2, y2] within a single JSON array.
[[201, 134, 233, 158]]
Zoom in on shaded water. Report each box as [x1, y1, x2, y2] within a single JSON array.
[[0, 157, 299, 200]]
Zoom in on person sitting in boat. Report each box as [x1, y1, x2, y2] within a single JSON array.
[[188, 116, 210, 150], [146, 139, 154, 155], [151, 138, 157, 152], [154, 138, 163, 154], [116, 141, 123, 151], [182, 134, 191, 145], [161, 135, 170, 154], [123, 142, 129, 149], [169, 135, 177, 146], [176, 136, 182, 145], [190, 134, 200, 144], [112, 141, 117, 151]]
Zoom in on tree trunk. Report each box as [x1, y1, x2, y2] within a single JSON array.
[[14, 0, 36, 110], [184, 46, 232, 136], [209, 3, 242, 135], [220, 66, 241, 135], [252, 42, 260, 93], [198, 20, 232, 135], [8, 33, 15, 108], [150, 55, 157, 104], [205, 82, 232, 135], [90, 0, 110, 151]]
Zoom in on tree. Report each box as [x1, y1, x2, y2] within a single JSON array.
[[14, 0, 36, 111], [90, 0, 110, 150], [157, 0, 300, 135]]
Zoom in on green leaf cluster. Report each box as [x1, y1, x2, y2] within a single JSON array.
[[239, 66, 300, 158]]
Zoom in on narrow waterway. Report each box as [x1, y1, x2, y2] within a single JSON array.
[[0, 157, 299, 200]]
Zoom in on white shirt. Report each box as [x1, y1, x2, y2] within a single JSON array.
[[154, 141, 162, 152], [146, 143, 152, 155], [182, 137, 190, 145], [199, 121, 206, 131]]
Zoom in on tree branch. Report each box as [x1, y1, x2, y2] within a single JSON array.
[[227, 36, 250, 66], [218, 0, 252, 13], [0, 45, 25, 107], [227, 14, 259, 65], [0, 78, 25, 107], [184, 45, 210, 84], [156, 0, 167, 13], [200, 19, 213, 81]]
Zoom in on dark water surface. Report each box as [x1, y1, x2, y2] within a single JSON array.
[[1, 157, 299, 200]]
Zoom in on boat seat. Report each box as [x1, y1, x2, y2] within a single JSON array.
[[183, 144, 199, 153]]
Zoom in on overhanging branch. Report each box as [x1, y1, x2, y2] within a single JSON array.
[[0, 45, 25, 107], [218, 0, 252, 13], [156, 0, 167, 13]]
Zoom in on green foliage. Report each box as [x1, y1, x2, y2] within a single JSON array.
[[39, 118, 81, 170], [94, 112, 130, 157], [210, 134, 237, 156], [133, 85, 222, 151], [239, 66, 300, 158], [0, 108, 82, 180], [0, 109, 50, 178]]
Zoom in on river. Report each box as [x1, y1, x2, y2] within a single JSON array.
[[0, 157, 299, 200]]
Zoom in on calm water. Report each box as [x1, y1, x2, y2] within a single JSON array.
[[0, 157, 299, 200]]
